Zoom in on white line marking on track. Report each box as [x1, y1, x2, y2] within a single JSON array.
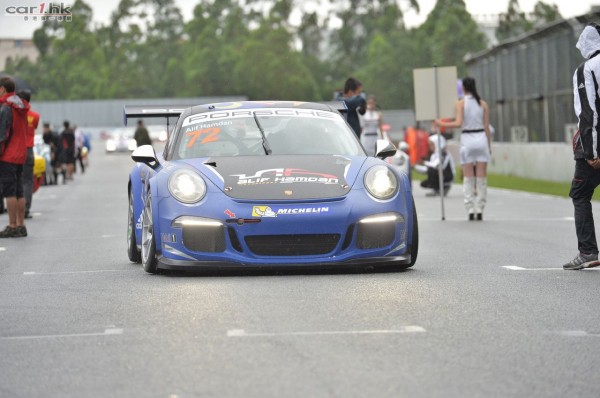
[[502, 265, 600, 271], [227, 326, 426, 337], [0, 328, 123, 340], [421, 217, 574, 222], [553, 330, 600, 337], [101, 234, 116, 238], [24, 269, 138, 275], [0, 247, 5, 252]]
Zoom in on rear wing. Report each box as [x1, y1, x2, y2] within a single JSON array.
[[123, 105, 192, 126], [320, 100, 347, 114]]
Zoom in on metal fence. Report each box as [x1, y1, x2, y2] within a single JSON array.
[[466, 12, 600, 143]]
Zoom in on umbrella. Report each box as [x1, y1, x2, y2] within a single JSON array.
[[0, 72, 34, 93]]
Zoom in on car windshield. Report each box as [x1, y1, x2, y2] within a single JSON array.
[[172, 109, 364, 159]]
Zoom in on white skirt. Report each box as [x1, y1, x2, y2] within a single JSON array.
[[361, 133, 378, 156], [460, 132, 490, 164]]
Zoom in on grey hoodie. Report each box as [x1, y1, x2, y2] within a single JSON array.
[[573, 23, 600, 160]]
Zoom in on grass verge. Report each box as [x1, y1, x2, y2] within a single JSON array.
[[412, 169, 600, 201]]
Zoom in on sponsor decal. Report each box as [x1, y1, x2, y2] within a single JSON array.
[[251, 206, 330, 217], [224, 209, 236, 218], [185, 127, 221, 147], [182, 108, 336, 127], [252, 206, 277, 217], [136, 213, 142, 230], [232, 168, 339, 185]]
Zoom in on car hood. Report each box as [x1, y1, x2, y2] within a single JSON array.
[[181, 155, 366, 200]]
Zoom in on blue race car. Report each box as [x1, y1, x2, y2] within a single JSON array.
[[125, 101, 418, 273]]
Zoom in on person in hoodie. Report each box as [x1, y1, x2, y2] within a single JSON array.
[[564, 23, 600, 270], [0, 77, 31, 238], [414, 134, 455, 197]]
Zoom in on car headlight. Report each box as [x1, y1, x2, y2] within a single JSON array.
[[168, 169, 206, 204], [364, 165, 398, 200]]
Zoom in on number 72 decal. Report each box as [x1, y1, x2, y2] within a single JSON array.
[[186, 127, 220, 147]]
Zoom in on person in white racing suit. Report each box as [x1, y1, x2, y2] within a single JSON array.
[[414, 134, 455, 197], [564, 23, 600, 270]]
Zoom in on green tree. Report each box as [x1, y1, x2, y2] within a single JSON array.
[[415, 0, 487, 77]]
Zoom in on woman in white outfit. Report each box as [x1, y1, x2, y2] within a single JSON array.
[[360, 95, 383, 156], [435, 77, 491, 221]]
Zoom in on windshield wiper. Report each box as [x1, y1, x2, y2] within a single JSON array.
[[253, 112, 272, 155]]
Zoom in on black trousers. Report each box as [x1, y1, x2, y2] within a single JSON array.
[[570, 159, 600, 254]]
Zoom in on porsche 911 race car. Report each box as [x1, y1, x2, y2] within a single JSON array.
[[125, 101, 418, 273]]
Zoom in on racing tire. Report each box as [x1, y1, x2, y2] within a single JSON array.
[[127, 189, 141, 263], [141, 191, 159, 274], [408, 196, 419, 267], [381, 196, 418, 271]]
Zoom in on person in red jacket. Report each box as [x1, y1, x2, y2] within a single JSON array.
[[17, 90, 39, 219], [0, 77, 31, 238]]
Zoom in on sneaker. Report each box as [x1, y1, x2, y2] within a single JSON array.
[[0, 226, 18, 238], [563, 252, 600, 270], [13, 226, 27, 237], [25, 212, 32, 219], [476, 213, 483, 221], [468, 213, 475, 221]]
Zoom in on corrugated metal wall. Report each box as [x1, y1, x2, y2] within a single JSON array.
[[466, 12, 600, 143], [31, 96, 247, 130]]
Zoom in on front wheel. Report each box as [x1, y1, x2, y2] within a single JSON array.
[[141, 191, 158, 274], [127, 189, 141, 263], [408, 196, 419, 266]]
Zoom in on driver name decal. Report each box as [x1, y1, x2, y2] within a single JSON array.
[[232, 168, 339, 185]]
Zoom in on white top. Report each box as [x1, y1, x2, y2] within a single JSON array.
[[462, 95, 484, 131], [362, 110, 380, 135]]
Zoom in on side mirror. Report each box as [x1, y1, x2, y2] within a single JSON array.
[[375, 139, 397, 160], [132, 145, 160, 169]]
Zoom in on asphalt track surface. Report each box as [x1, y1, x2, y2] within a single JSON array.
[[1, 145, 599, 398]]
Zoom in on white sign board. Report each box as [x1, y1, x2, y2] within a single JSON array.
[[413, 66, 458, 121]]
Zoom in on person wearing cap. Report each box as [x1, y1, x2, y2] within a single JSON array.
[[564, 23, 600, 270]]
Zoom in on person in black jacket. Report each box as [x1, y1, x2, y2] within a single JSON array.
[[60, 120, 75, 182], [564, 23, 600, 270], [42, 123, 61, 185], [339, 77, 366, 138]]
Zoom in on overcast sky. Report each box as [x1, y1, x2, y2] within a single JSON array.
[[0, 0, 596, 39]]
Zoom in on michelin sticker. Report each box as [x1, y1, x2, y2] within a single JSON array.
[[252, 206, 329, 217], [252, 206, 277, 217]]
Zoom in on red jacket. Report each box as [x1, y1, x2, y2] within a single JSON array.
[[0, 92, 30, 164], [26, 110, 40, 148]]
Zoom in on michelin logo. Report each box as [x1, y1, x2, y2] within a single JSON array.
[[252, 206, 329, 217]]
